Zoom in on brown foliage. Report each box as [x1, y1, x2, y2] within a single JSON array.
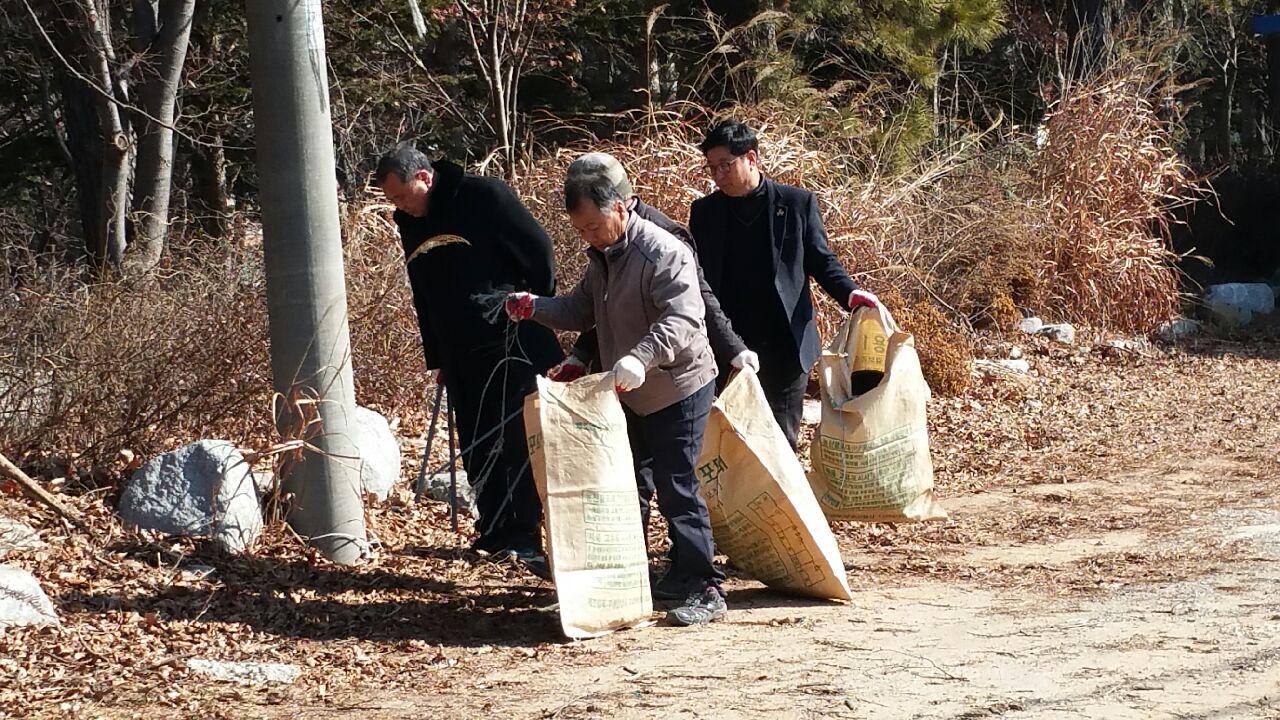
[[0, 56, 1201, 468]]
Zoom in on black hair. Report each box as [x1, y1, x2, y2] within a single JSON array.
[[374, 143, 433, 184], [564, 169, 625, 213], [698, 120, 759, 156]]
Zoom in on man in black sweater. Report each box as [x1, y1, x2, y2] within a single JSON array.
[[375, 144, 563, 574], [689, 121, 884, 449]]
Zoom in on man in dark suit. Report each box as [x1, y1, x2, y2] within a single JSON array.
[[375, 144, 563, 576], [689, 120, 883, 449]]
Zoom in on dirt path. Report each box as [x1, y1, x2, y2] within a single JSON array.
[[4, 337, 1279, 720], [296, 454, 1280, 720]]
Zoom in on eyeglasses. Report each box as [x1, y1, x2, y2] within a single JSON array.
[[701, 156, 743, 176]]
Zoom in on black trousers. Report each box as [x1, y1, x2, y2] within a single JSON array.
[[756, 358, 810, 451], [628, 382, 724, 589], [446, 354, 547, 553]]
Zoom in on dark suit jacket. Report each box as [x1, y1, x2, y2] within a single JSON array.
[[568, 198, 747, 369], [689, 177, 858, 374]]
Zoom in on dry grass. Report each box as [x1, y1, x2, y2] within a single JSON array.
[[0, 205, 429, 484], [1028, 56, 1200, 333], [514, 54, 1196, 392], [0, 52, 1201, 475]]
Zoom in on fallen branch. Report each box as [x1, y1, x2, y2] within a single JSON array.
[[0, 452, 92, 533]]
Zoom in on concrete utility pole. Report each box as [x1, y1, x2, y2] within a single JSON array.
[[245, 0, 366, 564]]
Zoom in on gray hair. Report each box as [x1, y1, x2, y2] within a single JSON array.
[[374, 143, 433, 184], [564, 169, 625, 214], [567, 152, 633, 198]]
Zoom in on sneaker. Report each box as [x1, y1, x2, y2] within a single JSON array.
[[666, 586, 727, 626], [491, 547, 551, 580]]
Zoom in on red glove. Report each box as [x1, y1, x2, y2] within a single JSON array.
[[505, 292, 537, 321], [547, 356, 588, 382], [847, 289, 880, 312]]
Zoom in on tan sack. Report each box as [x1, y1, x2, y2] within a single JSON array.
[[809, 306, 947, 523], [524, 373, 653, 639], [695, 369, 853, 601]]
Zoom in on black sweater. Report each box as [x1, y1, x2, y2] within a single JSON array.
[[393, 160, 563, 374]]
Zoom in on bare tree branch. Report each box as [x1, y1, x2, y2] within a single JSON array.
[[21, 0, 248, 151]]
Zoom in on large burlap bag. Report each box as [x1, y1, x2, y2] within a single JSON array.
[[809, 306, 947, 523], [524, 373, 652, 639], [695, 369, 853, 601]]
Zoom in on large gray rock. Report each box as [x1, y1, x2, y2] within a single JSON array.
[[0, 565, 58, 630], [119, 440, 262, 553], [1204, 283, 1275, 326], [185, 658, 300, 685], [0, 518, 44, 561], [354, 406, 400, 502]]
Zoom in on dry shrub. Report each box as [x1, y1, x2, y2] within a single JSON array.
[[988, 292, 1023, 331], [339, 199, 435, 428], [515, 57, 1197, 396], [877, 289, 973, 396], [1028, 56, 1200, 333], [0, 45, 1203, 466], [0, 206, 429, 476], [513, 106, 993, 396], [0, 244, 272, 473]]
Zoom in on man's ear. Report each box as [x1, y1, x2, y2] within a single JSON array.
[[415, 168, 433, 184]]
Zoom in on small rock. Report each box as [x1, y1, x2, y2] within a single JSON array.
[[185, 658, 300, 685], [1038, 323, 1076, 345], [1019, 317, 1044, 334], [1157, 318, 1201, 341], [118, 440, 263, 554], [1204, 283, 1275, 326], [180, 564, 216, 582], [1008, 346, 1024, 360], [354, 407, 401, 502], [424, 470, 477, 517], [974, 358, 1030, 374], [0, 517, 45, 561], [802, 398, 822, 425], [0, 565, 58, 630]]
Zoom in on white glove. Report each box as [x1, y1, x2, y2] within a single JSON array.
[[730, 349, 760, 373], [848, 289, 880, 312], [612, 355, 646, 392]]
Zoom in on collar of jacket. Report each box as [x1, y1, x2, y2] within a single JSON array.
[[586, 210, 638, 263]]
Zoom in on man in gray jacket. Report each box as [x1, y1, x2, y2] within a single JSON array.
[[504, 169, 727, 627]]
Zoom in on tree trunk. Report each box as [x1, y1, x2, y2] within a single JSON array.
[[190, 133, 231, 238], [187, 0, 231, 239], [126, 0, 196, 276], [55, 0, 132, 269], [1268, 35, 1280, 158], [57, 73, 103, 263], [245, 0, 367, 565]]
